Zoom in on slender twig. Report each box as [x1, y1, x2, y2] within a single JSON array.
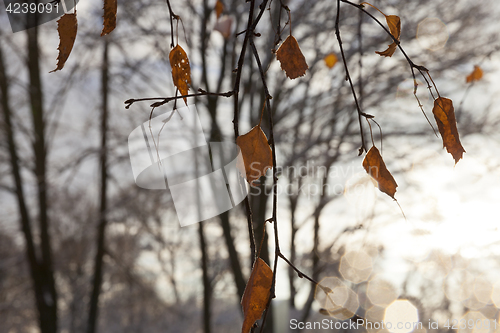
[[232, 0, 258, 271], [249, 37, 279, 333], [278, 253, 319, 285], [341, 0, 439, 136], [335, 0, 366, 155], [165, 0, 179, 48], [124, 89, 234, 109]]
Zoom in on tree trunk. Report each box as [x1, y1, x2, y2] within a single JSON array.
[[27, 22, 58, 333], [1, 35, 55, 333], [87, 37, 110, 333], [198, 222, 211, 333]]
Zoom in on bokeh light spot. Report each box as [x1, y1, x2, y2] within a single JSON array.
[[367, 278, 399, 307], [417, 18, 449, 51], [444, 270, 475, 302], [340, 250, 373, 283], [384, 300, 419, 333], [458, 312, 490, 333], [314, 277, 359, 320]]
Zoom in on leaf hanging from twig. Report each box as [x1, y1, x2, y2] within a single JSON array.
[[432, 97, 465, 164], [363, 146, 398, 199], [236, 125, 273, 186], [101, 0, 117, 36], [276, 35, 309, 79], [375, 15, 401, 57], [50, 12, 78, 73], [466, 65, 483, 83], [169, 45, 192, 104], [241, 258, 273, 333]]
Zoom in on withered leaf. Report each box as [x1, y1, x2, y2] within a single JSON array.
[[276, 35, 308, 79], [386, 15, 401, 40], [241, 258, 273, 333], [375, 43, 397, 57], [375, 15, 401, 57], [466, 65, 483, 83], [101, 0, 117, 36], [169, 45, 192, 104], [50, 12, 78, 73], [432, 97, 465, 164], [215, 0, 224, 19], [324, 53, 338, 69], [363, 146, 398, 199], [236, 125, 273, 186]]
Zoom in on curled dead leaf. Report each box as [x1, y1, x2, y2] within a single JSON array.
[[375, 15, 401, 57], [241, 258, 273, 333], [276, 35, 309, 79], [169, 45, 192, 104], [324, 53, 338, 69], [432, 97, 465, 164], [466, 65, 483, 83], [50, 12, 78, 73], [101, 0, 117, 36], [236, 125, 273, 186], [375, 43, 397, 57], [215, 0, 224, 19], [362, 146, 398, 199]]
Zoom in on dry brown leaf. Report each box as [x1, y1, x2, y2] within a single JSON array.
[[101, 0, 117, 36], [386, 15, 401, 40], [236, 125, 273, 186], [50, 13, 78, 73], [324, 53, 338, 69], [169, 45, 192, 104], [241, 258, 273, 333], [432, 97, 465, 164], [375, 43, 397, 57], [276, 35, 309, 79], [215, 0, 224, 19], [375, 15, 401, 57], [363, 146, 398, 199], [466, 65, 483, 83]]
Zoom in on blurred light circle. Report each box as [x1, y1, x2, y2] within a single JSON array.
[[340, 250, 373, 283], [417, 18, 449, 51], [458, 311, 490, 333], [444, 269, 475, 302], [384, 300, 419, 333], [490, 281, 500, 308], [314, 277, 359, 320], [367, 278, 399, 307]]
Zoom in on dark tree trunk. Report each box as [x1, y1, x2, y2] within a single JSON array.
[[27, 23, 58, 333], [87, 37, 110, 333], [198, 222, 212, 333], [1, 36, 55, 333]]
